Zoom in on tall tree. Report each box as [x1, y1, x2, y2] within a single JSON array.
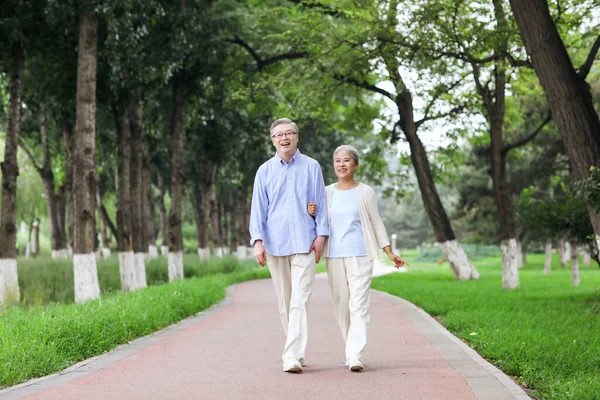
[[113, 102, 140, 291], [72, 0, 100, 303], [0, 42, 24, 306], [508, 0, 600, 248]]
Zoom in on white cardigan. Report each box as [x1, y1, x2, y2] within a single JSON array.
[[322, 182, 391, 261]]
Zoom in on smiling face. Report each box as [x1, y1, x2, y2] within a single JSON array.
[[271, 123, 299, 161], [333, 150, 358, 180]]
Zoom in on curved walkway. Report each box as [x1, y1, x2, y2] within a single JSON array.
[[1, 267, 530, 400]]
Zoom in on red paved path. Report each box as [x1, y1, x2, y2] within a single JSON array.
[[3, 274, 527, 400]]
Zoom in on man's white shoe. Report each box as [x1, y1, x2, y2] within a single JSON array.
[[283, 359, 303, 373], [348, 359, 364, 372]]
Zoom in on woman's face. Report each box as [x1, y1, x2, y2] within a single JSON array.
[[333, 150, 358, 180]]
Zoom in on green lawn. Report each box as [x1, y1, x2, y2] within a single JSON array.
[[1, 257, 270, 388], [372, 250, 600, 400]]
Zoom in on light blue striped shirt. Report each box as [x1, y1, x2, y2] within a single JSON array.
[[249, 149, 329, 256]]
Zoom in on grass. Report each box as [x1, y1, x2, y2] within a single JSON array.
[[373, 250, 600, 400], [16, 254, 248, 306], [4, 249, 600, 398], [0, 264, 271, 388]]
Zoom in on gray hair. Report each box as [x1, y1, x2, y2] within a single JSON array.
[[270, 118, 299, 137], [333, 145, 359, 164]]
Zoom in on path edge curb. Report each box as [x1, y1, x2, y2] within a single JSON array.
[[373, 289, 532, 400], [0, 285, 237, 399]]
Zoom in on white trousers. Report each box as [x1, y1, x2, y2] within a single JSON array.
[[326, 256, 373, 361], [267, 252, 316, 362]]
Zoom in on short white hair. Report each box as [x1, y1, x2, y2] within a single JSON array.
[[270, 118, 299, 137], [333, 145, 359, 164]]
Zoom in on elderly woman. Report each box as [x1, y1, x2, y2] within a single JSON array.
[[308, 144, 407, 372]]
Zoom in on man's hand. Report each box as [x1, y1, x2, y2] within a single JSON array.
[[307, 201, 317, 217], [253, 240, 267, 267], [309, 236, 326, 263]]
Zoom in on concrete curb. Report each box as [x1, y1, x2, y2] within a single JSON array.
[[0, 286, 237, 400], [374, 290, 532, 400]]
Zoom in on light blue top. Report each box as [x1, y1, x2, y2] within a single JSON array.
[[249, 149, 329, 256], [328, 186, 368, 258]]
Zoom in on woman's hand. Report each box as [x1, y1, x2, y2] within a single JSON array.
[[307, 201, 317, 217], [388, 253, 409, 269], [383, 245, 409, 268]]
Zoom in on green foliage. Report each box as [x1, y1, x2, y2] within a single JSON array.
[[517, 180, 594, 249], [0, 263, 270, 388], [373, 252, 600, 399], [575, 167, 600, 214]]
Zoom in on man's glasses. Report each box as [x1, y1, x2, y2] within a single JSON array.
[[271, 131, 298, 139]]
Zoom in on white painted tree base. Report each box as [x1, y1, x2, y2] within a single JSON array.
[[516, 241, 523, 269], [0, 258, 20, 305], [439, 240, 479, 280], [73, 253, 101, 303], [564, 242, 571, 260], [52, 248, 71, 259], [501, 239, 520, 290], [583, 249, 591, 265], [570, 241, 580, 286], [101, 247, 111, 258], [168, 251, 184, 281], [197, 247, 210, 260], [214, 247, 224, 257], [236, 245, 247, 259], [148, 245, 159, 259], [134, 252, 148, 289], [543, 239, 552, 274], [246, 247, 253, 259], [596, 235, 600, 254], [118, 251, 137, 292], [161, 246, 169, 256]]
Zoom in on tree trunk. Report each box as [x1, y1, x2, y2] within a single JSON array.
[[61, 112, 74, 254], [35, 106, 69, 258], [196, 165, 215, 260], [141, 129, 157, 258], [236, 188, 249, 259], [114, 102, 138, 291], [157, 168, 169, 256], [95, 184, 111, 258], [558, 238, 567, 267], [128, 100, 148, 289], [544, 238, 552, 274], [0, 44, 24, 306], [570, 240, 580, 286], [31, 219, 40, 257], [509, 0, 600, 244], [192, 185, 210, 260], [210, 183, 222, 257], [397, 96, 479, 280], [72, 5, 100, 303], [582, 248, 591, 265], [229, 189, 238, 256], [167, 70, 186, 280], [54, 185, 69, 258]]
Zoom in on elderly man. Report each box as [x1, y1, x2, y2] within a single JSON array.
[[249, 118, 329, 373]]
